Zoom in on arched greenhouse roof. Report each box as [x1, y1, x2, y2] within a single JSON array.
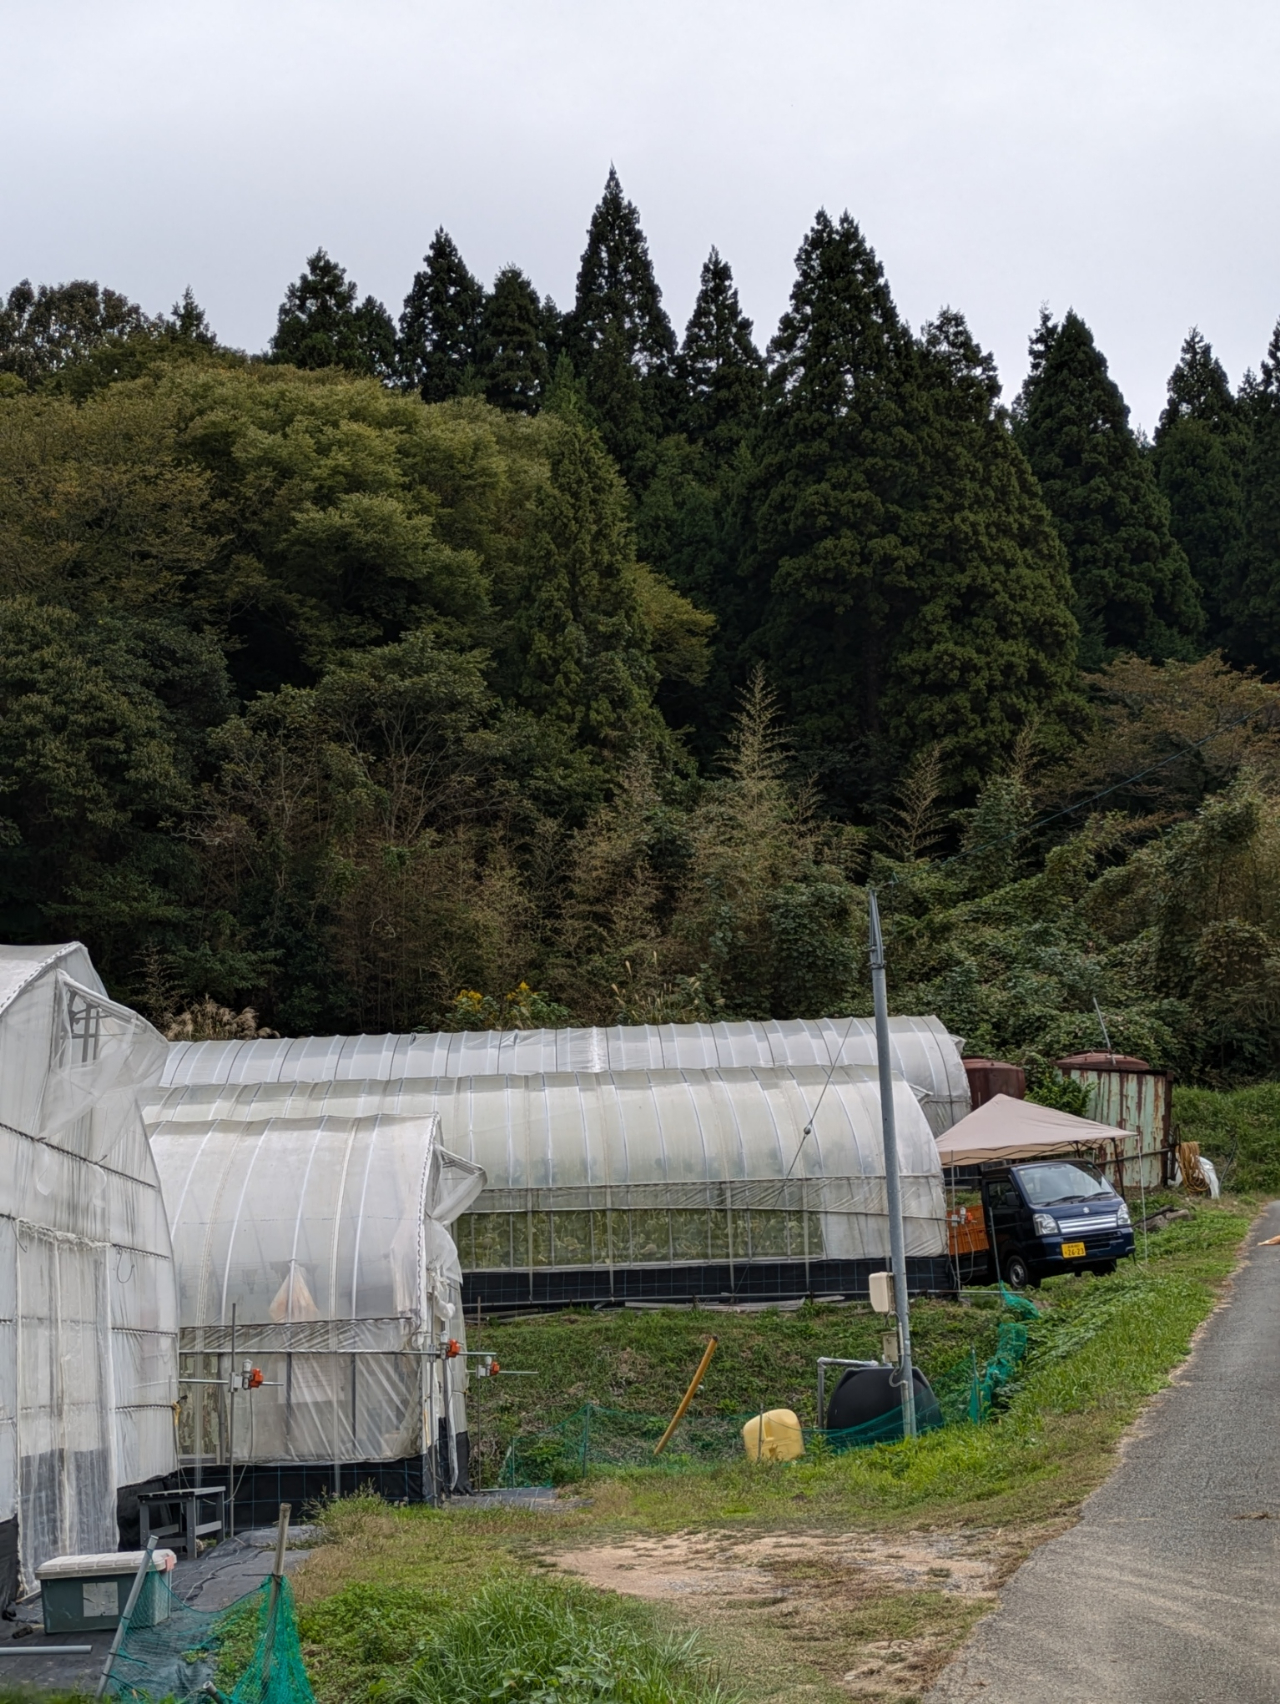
[[143, 1064, 946, 1260], [160, 1015, 969, 1134]]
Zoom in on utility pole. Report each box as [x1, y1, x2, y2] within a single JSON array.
[[868, 887, 917, 1438]]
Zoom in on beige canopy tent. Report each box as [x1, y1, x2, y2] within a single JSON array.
[[935, 1094, 1127, 1166]]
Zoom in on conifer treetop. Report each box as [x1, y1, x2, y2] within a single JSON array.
[[398, 227, 485, 401], [678, 247, 765, 449], [1156, 328, 1238, 441], [269, 249, 395, 378], [1015, 308, 1204, 665], [568, 167, 675, 375], [766, 210, 909, 416]]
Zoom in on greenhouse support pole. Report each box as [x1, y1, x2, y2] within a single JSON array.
[[227, 1303, 237, 1537], [869, 888, 916, 1439]]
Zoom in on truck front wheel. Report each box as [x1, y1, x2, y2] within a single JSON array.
[[1003, 1251, 1037, 1290]]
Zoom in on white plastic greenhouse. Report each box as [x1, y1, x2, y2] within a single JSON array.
[[160, 1017, 970, 1136], [140, 1081, 484, 1518], [0, 944, 177, 1601], [152, 1040, 951, 1308]]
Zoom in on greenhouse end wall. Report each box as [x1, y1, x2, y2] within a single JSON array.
[[0, 945, 178, 1597], [142, 1091, 484, 1510]]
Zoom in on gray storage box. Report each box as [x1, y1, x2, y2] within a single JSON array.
[[36, 1550, 175, 1633]]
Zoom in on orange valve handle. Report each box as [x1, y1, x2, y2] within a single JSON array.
[[246, 1368, 264, 1389], [446, 1338, 461, 1358]]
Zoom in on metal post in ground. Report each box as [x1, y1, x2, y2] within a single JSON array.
[[94, 1536, 157, 1701], [868, 888, 917, 1439], [260, 1502, 291, 1689]]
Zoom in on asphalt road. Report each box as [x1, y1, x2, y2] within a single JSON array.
[[927, 1200, 1280, 1704]]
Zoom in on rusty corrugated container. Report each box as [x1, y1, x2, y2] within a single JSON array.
[[962, 1058, 1026, 1109], [1055, 1052, 1172, 1193]]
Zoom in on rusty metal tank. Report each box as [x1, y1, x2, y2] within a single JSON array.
[[962, 1058, 1026, 1110], [1055, 1052, 1173, 1192]]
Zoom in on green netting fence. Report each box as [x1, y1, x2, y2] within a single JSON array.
[[107, 1569, 315, 1704], [500, 1310, 1033, 1486]]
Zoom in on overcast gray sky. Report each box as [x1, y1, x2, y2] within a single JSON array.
[[4, 0, 1277, 431]]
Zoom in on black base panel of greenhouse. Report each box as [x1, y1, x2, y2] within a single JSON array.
[[462, 1256, 956, 1311], [0, 1517, 16, 1616], [149, 1435, 472, 1529]]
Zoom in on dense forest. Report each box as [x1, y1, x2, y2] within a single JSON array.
[[4, 170, 1280, 1082]]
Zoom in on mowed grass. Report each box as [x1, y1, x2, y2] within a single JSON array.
[[292, 1201, 1255, 1704]]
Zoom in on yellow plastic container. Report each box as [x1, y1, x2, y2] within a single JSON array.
[[741, 1408, 805, 1462]]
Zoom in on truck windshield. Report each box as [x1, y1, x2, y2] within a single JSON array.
[[1013, 1162, 1115, 1207]]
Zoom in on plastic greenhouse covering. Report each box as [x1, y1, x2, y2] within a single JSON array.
[[161, 1016, 970, 1136], [146, 1060, 947, 1303], [141, 1084, 484, 1475], [0, 944, 177, 1599]]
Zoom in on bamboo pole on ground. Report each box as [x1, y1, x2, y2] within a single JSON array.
[[653, 1337, 718, 1455]]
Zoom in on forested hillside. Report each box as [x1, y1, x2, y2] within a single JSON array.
[[4, 171, 1280, 1082]]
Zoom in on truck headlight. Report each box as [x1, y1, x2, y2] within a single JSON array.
[[1117, 1202, 1131, 1226], [1033, 1212, 1058, 1238]]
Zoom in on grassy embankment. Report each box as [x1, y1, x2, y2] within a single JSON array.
[[290, 1198, 1256, 1704], [1174, 1081, 1280, 1192]]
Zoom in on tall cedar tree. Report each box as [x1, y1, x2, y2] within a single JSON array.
[[890, 311, 1080, 787], [1015, 310, 1203, 667], [169, 287, 217, 348], [269, 250, 396, 379], [514, 416, 659, 754], [1152, 330, 1247, 649], [1229, 323, 1280, 671], [398, 230, 484, 402], [676, 247, 766, 455], [635, 248, 764, 754], [479, 266, 550, 411], [565, 168, 677, 482], [748, 213, 1078, 804]]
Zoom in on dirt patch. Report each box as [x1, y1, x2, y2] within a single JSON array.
[[553, 1528, 1007, 1700], [555, 1528, 999, 1604]]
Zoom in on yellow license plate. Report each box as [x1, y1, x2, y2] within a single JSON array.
[[1061, 1241, 1087, 1258]]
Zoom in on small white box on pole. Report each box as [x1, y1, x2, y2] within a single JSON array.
[[869, 1270, 895, 1314]]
